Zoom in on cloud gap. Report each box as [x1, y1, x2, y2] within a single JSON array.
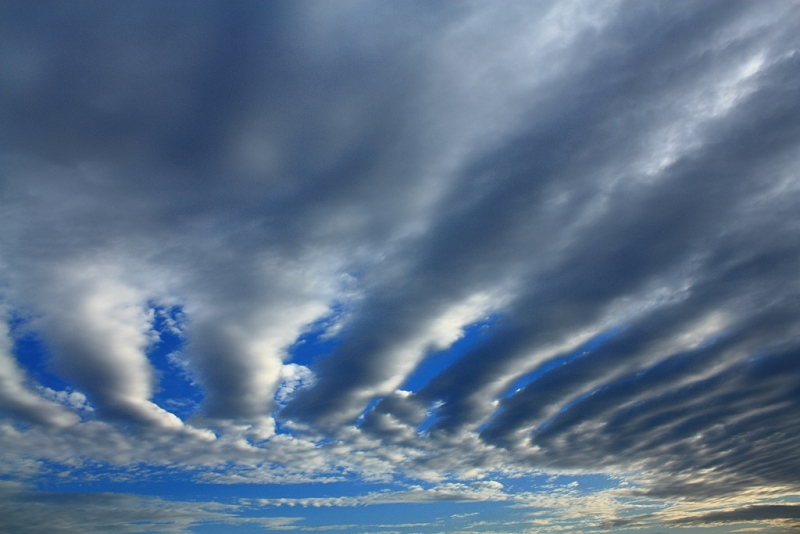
[[500, 325, 626, 401], [401, 314, 500, 394], [146, 304, 203, 421], [8, 315, 71, 393], [286, 304, 348, 368]]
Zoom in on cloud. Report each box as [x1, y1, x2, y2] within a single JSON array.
[[253, 481, 510, 508], [0, 314, 79, 427], [667, 504, 800, 527], [2, 0, 800, 532], [0, 482, 303, 534]]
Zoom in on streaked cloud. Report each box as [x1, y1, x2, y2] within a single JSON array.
[[2, 0, 800, 532]]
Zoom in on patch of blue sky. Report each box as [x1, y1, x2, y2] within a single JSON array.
[[416, 409, 442, 434], [308, 501, 499, 528], [36, 471, 399, 502], [355, 397, 383, 424], [28, 466, 621, 533], [360, 315, 501, 433], [147, 304, 204, 420], [33, 462, 198, 494], [286, 305, 348, 367], [401, 315, 501, 394], [9, 318, 72, 393], [191, 523, 295, 534], [496, 472, 566, 490], [233, 499, 527, 533], [536, 472, 619, 492], [502, 325, 626, 399]]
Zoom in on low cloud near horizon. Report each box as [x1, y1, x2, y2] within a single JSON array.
[[2, 1, 800, 532]]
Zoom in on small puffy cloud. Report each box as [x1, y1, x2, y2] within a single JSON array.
[[276, 364, 315, 404], [255, 481, 512, 508], [38, 387, 93, 412]]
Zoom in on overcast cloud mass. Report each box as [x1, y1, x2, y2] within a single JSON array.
[[2, 1, 800, 532]]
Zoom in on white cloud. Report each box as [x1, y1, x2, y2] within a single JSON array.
[[33, 264, 187, 430], [254, 481, 511, 508], [38, 387, 93, 412], [276, 364, 315, 404]]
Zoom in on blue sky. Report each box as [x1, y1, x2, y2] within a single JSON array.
[[2, 1, 800, 533]]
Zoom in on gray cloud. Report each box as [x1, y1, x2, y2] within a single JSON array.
[[0, 482, 302, 534], [2, 0, 800, 531], [668, 504, 800, 526]]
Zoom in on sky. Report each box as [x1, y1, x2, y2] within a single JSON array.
[[1, 1, 800, 533]]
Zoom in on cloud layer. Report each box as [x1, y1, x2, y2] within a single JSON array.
[[2, 0, 800, 531]]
